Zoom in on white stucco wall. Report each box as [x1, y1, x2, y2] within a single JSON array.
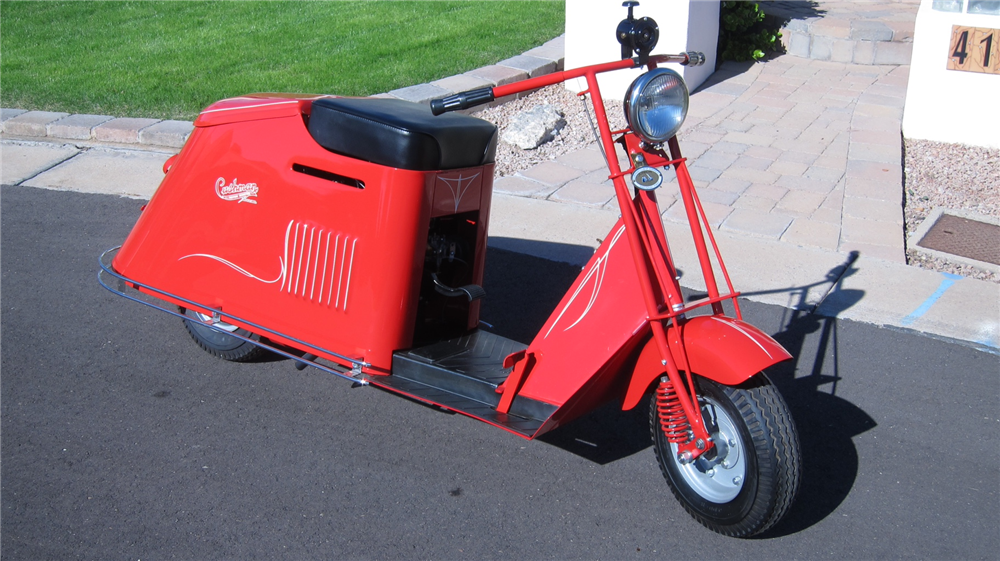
[[902, 0, 1000, 148], [565, 0, 720, 99]]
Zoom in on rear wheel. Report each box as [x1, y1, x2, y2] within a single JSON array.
[[181, 307, 267, 362], [650, 373, 800, 537]]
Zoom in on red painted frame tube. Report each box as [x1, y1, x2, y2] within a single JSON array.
[[666, 137, 743, 320], [666, 137, 724, 316], [635, 191, 682, 308]]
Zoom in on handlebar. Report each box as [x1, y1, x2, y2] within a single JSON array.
[[429, 51, 705, 116], [683, 51, 706, 67]]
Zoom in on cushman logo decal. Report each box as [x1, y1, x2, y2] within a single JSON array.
[[215, 177, 259, 204]]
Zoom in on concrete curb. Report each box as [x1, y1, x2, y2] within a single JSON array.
[[1, 110, 194, 150]]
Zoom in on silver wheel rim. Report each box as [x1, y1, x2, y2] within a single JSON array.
[[185, 309, 248, 351], [670, 396, 746, 503], [192, 311, 239, 332]]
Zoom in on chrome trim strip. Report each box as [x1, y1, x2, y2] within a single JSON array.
[[200, 99, 299, 115], [344, 238, 358, 313]]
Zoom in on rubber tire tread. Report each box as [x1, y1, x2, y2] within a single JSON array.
[[651, 373, 801, 538], [181, 309, 268, 363]]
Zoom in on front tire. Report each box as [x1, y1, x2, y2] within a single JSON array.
[[181, 307, 267, 362], [650, 373, 800, 538]]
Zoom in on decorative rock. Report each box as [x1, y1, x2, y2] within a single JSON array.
[[501, 104, 566, 150]]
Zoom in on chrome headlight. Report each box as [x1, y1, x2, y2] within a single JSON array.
[[623, 68, 689, 145]]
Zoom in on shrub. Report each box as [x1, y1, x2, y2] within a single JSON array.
[[718, 1, 781, 62]]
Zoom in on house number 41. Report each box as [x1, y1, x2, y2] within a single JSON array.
[[948, 25, 1000, 75]]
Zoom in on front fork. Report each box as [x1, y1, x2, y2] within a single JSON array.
[[581, 71, 715, 462], [632, 157, 717, 463]]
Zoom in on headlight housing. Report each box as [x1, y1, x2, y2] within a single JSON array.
[[623, 68, 689, 145]]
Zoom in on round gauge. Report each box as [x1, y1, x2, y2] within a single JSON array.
[[631, 166, 663, 191]]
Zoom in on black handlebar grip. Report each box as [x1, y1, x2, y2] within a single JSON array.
[[430, 87, 496, 115]]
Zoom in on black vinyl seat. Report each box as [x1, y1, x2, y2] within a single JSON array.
[[308, 97, 498, 171]]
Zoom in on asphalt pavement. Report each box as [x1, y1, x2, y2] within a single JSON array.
[[2, 2, 999, 555], [2, 185, 997, 559]]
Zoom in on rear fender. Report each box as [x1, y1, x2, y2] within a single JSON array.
[[622, 316, 791, 410]]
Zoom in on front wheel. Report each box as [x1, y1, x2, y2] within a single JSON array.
[[650, 373, 800, 538], [181, 307, 267, 362]]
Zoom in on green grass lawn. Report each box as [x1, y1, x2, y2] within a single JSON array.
[[1, 1, 564, 120]]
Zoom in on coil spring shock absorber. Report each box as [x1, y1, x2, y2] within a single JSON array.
[[655, 376, 692, 444]]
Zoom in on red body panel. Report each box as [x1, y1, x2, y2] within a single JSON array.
[[114, 95, 493, 373], [621, 317, 793, 411], [511, 218, 791, 426], [516, 222, 648, 416]]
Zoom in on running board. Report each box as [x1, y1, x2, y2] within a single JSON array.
[[379, 331, 557, 438]]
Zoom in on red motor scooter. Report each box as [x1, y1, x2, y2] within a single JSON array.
[[100, 2, 800, 537]]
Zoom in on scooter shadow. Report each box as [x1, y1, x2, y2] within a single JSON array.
[[484, 244, 878, 536], [751, 253, 878, 537]]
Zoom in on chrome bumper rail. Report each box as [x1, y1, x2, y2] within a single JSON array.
[[98, 246, 370, 385]]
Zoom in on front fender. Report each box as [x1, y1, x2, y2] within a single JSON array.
[[622, 316, 792, 410]]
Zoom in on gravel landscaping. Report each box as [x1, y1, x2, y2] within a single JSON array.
[[475, 84, 624, 179], [903, 139, 1000, 283]]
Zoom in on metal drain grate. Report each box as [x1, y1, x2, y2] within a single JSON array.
[[917, 213, 1000, 266]]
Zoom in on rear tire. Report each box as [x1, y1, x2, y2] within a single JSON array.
[[181, 308, 267, 362], [650, 373, 800, 537]]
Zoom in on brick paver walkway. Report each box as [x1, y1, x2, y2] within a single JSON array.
[[497, 54, 911, 263]]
